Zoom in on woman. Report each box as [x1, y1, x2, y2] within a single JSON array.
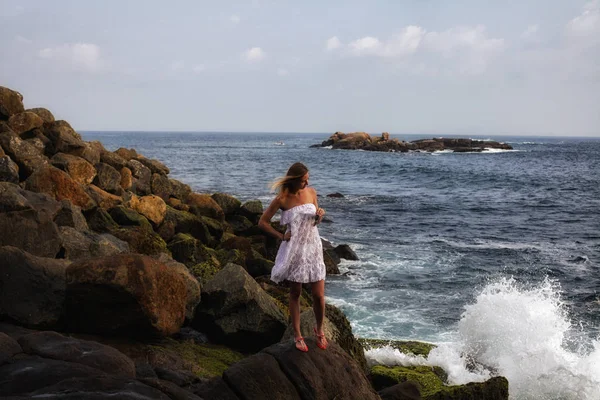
[[258, 162, 327, 352]]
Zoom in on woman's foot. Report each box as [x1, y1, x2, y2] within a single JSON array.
[[313, 327, 328, 350], [295, 336, 308, 352]]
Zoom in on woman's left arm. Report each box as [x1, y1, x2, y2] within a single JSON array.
[[312, 187, 325, 224]]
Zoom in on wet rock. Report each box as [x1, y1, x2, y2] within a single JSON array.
[[323, 248, 341, 274], [50, 152, 96, 184], [334, 244, 359, 260], [18, 331, 135, 377], [26, 107, 55, 123], [24, 165, 96, 210], [193, 263, 287, 352], [0, 86, 25, 119], [66, 254, 187, 336], [8, 111, 44, 134], [0, 246, 69, 328], [327, 192, 344, 198], [93, 162, 123, 194]]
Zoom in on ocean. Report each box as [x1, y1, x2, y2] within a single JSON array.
[[82, 131, 600, 400]]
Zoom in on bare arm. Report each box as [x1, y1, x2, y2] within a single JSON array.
[[259, 196, 288, 240]]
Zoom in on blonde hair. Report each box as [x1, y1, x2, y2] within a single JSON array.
[[271, 162, 309, 194]]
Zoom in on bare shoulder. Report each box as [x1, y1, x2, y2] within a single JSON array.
[[309, 187, 318, 201]]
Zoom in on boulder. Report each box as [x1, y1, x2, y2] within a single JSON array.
[[50, 152, 96, 184], [0, 86, 25, 119], [136, 155, 170, 175], [7, 111, 44, 134], [109, 205, 152, 230], [226, 214, 254, 235], [93, 162, 123, 194], [238, 199, 263, 224], [193, 263, 287, 352], [151, 172, 172, 200], [26, 107, 55, 123], [0, 332, 22, 365], [323, 248, 341, 274], [86, 184, 123, 209], [79, 141, 103, 165], [261, 338, 380, 400], [245, 250, 274, 277], [169, 178, 192, 201], [115, 147, 138, 161], [335, 244, 359, 260], [18, 331, 135, 377], [167, 197, 189, 211], [66, 254, 187, 336], [112, 226, 170, 256], [187, 193, 224, 220], [127, 159, 152, 195], [280, 308, 338, 344], [327, 192, 344, 198], [84, 207, 119, 233], [100, 150, 127, 170], [0, 184, 63, 258], [212, 193, 241, 216], [53, 200, 89, 231], [0, 130, 49, 180], [59, 226, 129, 260], [44, 120, 86, 155], [157, 206, 211, 244], [153, 253, 202, 321], [126, 194, 167, 225], [0, 155, 19, 183], [24, 166, 96, 210], [120, 166, 133, 190], [378, 381, 422, 400], [0, 246, 69, 328]]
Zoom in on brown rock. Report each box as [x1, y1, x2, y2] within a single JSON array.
[[0, 86, 25, 119], [187, 193, 224, 220], [0, 155, 19, 183], [24, 166, 96, 210], [127, 159, 151, 195], [167, 197, 189, 212], [86, 184, 123, 210], [53, 199, 89, 231], [50, 153, 96, 185], [212, 192, 241, 216], [127, 194, 167, 225], [115, 147, 138, 161], [7, 112, 44, 134], [66, 254, 187, 336], [169, 179, 192, 201], [101, 150, 127, 170], [0, 131, 49, 180], [26, 107, 55, 123], [120, 167, 133, 190], [79, 141, 103, 165], [59, 226, 129, 260], [44, 120, 86, 156], [137, 156, 170, 175]]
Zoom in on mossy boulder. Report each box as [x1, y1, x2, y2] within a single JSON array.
[[186, 193, 224, 221], [167, 233, 198, 267], [324, 304, 368, 372], [112, 226, 170, 257], [426, 376, 509, 400], [189, 257, 222, 285], [238, 200, 263, 224], [371, 365, 445, 395], [108, 205, 152, 230], [84, 207, 119, 233], [245, 249, 274, 277], [157, 206, 211, 244], [198, 216, 224, 241], [211, 192, 241, 216], [360, 338, 436, 358], [226, 214, 254, 235]]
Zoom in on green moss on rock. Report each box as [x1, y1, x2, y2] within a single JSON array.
[[360, 338, 436, 357], [371, 365, 444, 395]]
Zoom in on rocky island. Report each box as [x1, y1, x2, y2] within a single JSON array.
[[0, 85, 508, 399], [311, 132, 513, 152]]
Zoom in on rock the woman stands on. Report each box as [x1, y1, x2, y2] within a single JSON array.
[[258, 162, 328, 352]]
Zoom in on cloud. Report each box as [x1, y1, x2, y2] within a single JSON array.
[[230, 15, 241, 24], [326, 36, 341, 51], [193, 64, 206, 73], [38, 43, 104, 72], [345, 25, 504, 74], [243, 47, 266, 63], [566, 1, 600, 37], [276, 68, 289, 77], [15, 35, 32, 44], [521, 24, 540, 39]]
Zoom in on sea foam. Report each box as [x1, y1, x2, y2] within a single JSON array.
[[365, 277, 600, 399]]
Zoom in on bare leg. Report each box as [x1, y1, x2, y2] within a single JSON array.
[[289, 282, 307, 351], [311, 280, 328, 348]]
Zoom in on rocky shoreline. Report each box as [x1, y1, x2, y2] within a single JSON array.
[[0, 85, 508, 399], [311, 132, 513, 152]]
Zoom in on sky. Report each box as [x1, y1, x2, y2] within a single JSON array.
[[0, 0, 599, 137]]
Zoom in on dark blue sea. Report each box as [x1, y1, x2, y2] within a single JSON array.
[[82, 131, 600, 399]]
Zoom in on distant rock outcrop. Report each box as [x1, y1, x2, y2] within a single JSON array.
[[311, 132, 513, 152]]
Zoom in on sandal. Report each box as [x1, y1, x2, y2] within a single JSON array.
[[295, 336, 308, 352], [313, 327, 328, 350]]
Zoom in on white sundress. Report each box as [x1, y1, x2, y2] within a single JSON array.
[[271, 203, 326, 284]]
